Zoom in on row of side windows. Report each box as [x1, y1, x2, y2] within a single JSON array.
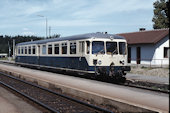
[[18, 46, 36, 55], [42, 41, 84, 55], [17, 41, 85, 55]]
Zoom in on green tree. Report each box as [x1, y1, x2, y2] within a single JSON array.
[[152, 0, 169, 29], [0, 35, 43, 56]]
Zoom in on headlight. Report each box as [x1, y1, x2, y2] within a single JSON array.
[[98, 60, 102, 65]]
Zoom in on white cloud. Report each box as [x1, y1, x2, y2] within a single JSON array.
[[48, 19, 106, 27], [22, 31, 35, 35], [24, 6, 45, 15], [21, 27, 35, 35], [23, 28, 29, 31], [72, 0, 154, 19]]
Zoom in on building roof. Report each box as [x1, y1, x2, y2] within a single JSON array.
[[117, 29, 169, 45], [17, 32, 125, 46]]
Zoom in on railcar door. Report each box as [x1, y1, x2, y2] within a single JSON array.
[[78, 41, 86, 70]]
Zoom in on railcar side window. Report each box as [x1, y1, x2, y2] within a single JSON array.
[[28, 46, 31, 54], [25, 47, 27, 54], [119, 42, 126, 55], [32, 46, 36, 54], [42, 45, 46, 55], [86, 41, 90, 54], [48, 44, 52, 54], [18, 47, 20, 54], [21, 47, 24, 54], [62, 43, 67, 54], [106, 42, 118, 55], [54, 44, 59, 54], [79, 41, 84, 53], [92, 41, 105, 54], [70, 42, 76, 54]]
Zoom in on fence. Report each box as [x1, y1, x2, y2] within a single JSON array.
[[128, 58, 169, 68]]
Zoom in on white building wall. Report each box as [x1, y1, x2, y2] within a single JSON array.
[[154, 35, 169, 65], [129, 35, 169, 66]]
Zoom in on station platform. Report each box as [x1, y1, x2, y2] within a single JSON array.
[[0, 60, 168, 85], [0, 63, 169, 112]]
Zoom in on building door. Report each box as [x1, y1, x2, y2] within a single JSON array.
[[136, 47, 141, 64], [128, 47, 131, 63]]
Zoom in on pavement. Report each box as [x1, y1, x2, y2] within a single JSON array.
[[0, 86, 42, 113], [0, 63, 169, 113]]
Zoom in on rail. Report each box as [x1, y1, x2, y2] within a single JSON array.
[[0, 71, 113, 113]]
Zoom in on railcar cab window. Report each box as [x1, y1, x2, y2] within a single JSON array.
[[32, 46, 36, 54], [62, 43, 67, 54], [119, 42, 126, 55], [92, 41, 105, 54], [54, 44, 59, 54], [86, 41, 90, 54], [70, 42, 76, 54], [106, 42, 118, 55], [48, 44, 52, 54], [25, 47, 27, 54], [28, 46, 31, 54], [42, 45, 46, 55]]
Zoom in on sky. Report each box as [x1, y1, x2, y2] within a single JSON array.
[[0, 0, 156, 37]]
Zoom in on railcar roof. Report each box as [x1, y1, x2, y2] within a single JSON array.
[[17, 32, 125, 46]]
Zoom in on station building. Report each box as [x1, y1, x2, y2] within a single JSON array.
[[118, 28, 169, 66]]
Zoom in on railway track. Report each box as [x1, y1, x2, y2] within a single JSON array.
[[123, 80, 169, 94], [0, 61, 169, 94], [0, 72, 113, 113]]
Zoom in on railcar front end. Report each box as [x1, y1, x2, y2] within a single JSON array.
[[84, 38, 130, 79]]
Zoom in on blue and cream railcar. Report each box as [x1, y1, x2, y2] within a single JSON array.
[[15, 32, 130, 79]]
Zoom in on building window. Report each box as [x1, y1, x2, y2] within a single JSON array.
[[164, 47, 169, 58], [28, 46, 31, 54], [32, 46, 36, 54], [70, 42, 76, 54], [42, 45, 46, 55], [25, 47, 27, 54], [62, 43, 67, 54], [54, 44, 59, 54], [48, 44, 52, 54]]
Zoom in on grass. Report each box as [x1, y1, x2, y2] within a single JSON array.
[[0, 57, 8, 60], [0, 57, 15, 61]]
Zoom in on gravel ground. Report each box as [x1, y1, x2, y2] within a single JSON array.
[[129, 66, 169, 77]]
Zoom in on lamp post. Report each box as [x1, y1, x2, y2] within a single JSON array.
[[37, 15, 48, 39]]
